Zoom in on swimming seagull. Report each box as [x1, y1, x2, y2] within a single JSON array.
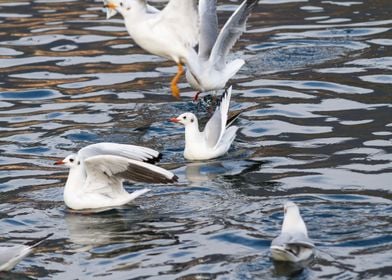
[[169, 86, 240, 160], [270, 202, 315, 262], [54, 142, 178, 211], [0, 233, 53, 272], [186, 0, 258, 101], [104, 0, 199, 99]]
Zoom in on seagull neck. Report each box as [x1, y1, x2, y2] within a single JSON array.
[[64, 165, 86, 196], [184, 121, 202, 144]]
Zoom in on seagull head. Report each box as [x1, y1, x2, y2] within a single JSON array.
[[104, 0, 142, 19], [170, 113, 197, 126], [54, 154, 80, 168]]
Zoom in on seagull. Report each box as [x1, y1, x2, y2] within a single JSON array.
[[54, 142, 178, 211], [185, 0, 258, 101], [0, 233, 53, 272], [169, 86, 240, 160], [270, 202, 315, 262], [104, 0, 199, 98]]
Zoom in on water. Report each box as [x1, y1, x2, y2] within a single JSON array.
[[0, 0, 391, 279]]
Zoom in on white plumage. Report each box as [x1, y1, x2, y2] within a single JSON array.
[[55, 143, 177, 211], [270, 202, 315, 262]]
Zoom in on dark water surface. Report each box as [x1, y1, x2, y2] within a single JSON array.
[[0, 0, 391, 279]]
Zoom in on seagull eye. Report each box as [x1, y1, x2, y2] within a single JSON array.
[[70, 158, 74, 163], [120, 2, 123, 6], [183, 116, 187, 120]]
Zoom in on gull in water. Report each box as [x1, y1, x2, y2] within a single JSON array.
[[186, 0, 258, 101], [170, 86, 240, 160], [104, 0, 199, 98], [270, 202, 315, 262], [0, 233, 53, 272], [54, 143, 178, 211]]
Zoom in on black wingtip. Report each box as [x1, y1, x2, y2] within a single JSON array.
[[24, 233, 54, 248], [226, 111, 241, 127], [144, 153, 163, 164], [246, 0, 259, 9], [172, 175, 179, 183]]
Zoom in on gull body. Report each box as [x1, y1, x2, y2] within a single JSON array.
[[185, 0, 257, 99], [0, 233, 53, 272], [170, 86, 239, 160], [55, 143, 177, 211], [104, 0, 199, 98], [270, 202, 315, 262]]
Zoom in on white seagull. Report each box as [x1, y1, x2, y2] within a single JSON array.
[[270, 202, 315, 262], [54, 142, 178, 211], [104, 0, 199, 98], [186, 0, 258, 100], [170, 86, 240, 160], [0, 233, 53, 272]]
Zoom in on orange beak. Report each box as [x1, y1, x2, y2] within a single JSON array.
[[105, 1, 117, 9], [54, 160, 64, 165], [169, 118, 180, 123]]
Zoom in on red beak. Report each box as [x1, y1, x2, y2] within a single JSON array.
[[169, 117, 180, 123], [54, 160, 64, 165]]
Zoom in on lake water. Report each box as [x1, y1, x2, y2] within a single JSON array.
[[0, 0, 391, 279]]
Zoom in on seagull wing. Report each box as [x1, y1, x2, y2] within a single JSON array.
[[272, 232, 315, 249], [209, 0, 257, 67], [204, 86, 232, 149], [0, 245, 31, 271], [198, 0, 218, 59], [159, 0, 199, 48], [83, 155, 177, 193], [79, 143, 161, 164]]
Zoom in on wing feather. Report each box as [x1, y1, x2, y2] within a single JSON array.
[[209, 0, 257, 67], [79, 143, 161, 164]]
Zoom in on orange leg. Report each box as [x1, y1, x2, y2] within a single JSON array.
[[170, 63, 184, 99]]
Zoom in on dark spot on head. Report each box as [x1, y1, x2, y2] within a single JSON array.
[[78, 161, 81, 165], [191, 118, 194, 123], [120, 2, 123, 6]]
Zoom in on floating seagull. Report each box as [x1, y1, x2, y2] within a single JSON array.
[[0, 233, 53, 272], [186, 0, 258, 101], [170, 86, 239, 160], [270, 202, 315, 262], [104, 0, 199, 98], [54, 143, 178, 211]]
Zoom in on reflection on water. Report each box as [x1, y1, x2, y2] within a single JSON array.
[[0, 0, 391, 279]]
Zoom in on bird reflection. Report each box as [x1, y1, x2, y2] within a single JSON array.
[[272, 258, 313, 277], [64, 208, 142, 248], [185, 161, 227, 183]]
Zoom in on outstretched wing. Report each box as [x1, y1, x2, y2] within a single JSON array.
[[79, 143, 162, 164], [209, 0, 257, 67], [198, 0, 218, 59], [83, 155, 177, 193], [158, 0, 199, 48], [204, 86, 233, 149]]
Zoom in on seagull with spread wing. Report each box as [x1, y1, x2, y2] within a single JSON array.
[[270, 202, 315, 262], [54, 143, 178, 211], [104, 0, 199, 98], [169, 86, 239, 160], [186, 0, 258, 100]]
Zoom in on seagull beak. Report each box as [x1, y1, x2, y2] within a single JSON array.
[[54, 160, 65, 165], [104, 1, 118, 19], [169, 117, 180, 123]]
